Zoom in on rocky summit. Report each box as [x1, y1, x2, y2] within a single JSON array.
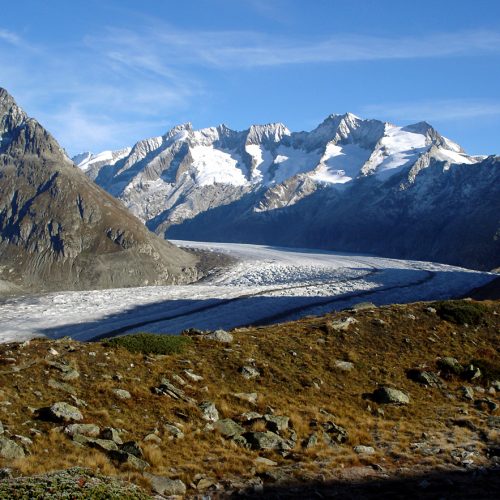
[[0, 298, 498, 498], [0, 88, 198, 293]]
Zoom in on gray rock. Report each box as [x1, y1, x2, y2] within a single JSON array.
[[239, 366, 260, 379], [183, 369, 203, 382], [240, 411, 263, 422], [0, 468, 12, 479], [487, 416, 500, 429], [145, 473, 186, 496], [437, 357, 463, 376], [48, 402, 83, 422], [333, 360, 355, 371], [0, 437, 25, 459], [351, 302, 376, 311], [264, 415, 289, 433], [199, 401, 219, 422], [64, 424, 100, 438], [474, 399, 498, 412], [120, 441, 143, 458], [372, 387, 410, 405], [407, 370, 441, 387], [354, 445, 375, 455], [492, 380, 500, 391], [47, 361, 80, 381], [0, 421, 3, 435], [328, 317, 358, 332], [233, 392, 258, 404], [155, 378, 196, 404], [214, 419, 245, 438], [205, 329, 233, 343], [163, 424, 184, 439], [72, 435, 119, 452], [48, 378, 77, 395], [323, 422, 349, 444], [463, 364, 482, 381], [244, 431, 291, 451], [460, 386, 474, 401], [112, 388, 131, 399], [143, 434, 162, 444], [100, 427, 123, 445], [109, 450, 149, 470], [302, 433, 319, 449], [254, 457, 277, 466]]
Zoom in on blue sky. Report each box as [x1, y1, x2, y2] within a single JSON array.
[[1, 0, 499, 156]]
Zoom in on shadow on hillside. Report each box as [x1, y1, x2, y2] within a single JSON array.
[[241, 466, 500, 499], [32, 266, 492, 342]]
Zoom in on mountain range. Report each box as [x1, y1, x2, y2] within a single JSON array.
[[0, 88, 198, 292], [74, 114, 499, 271]]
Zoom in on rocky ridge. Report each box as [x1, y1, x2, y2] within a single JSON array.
[[0, 88, 199, 292]]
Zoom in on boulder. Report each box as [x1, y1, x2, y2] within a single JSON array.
[[164, 423, 184, 439], [109, 450, 149, 470], [72, 435, 119, 452], [437, 357, 463, 376], [47, 402, 83, 422], [460, 386, 474, 401], [112, 388, 131, 400], [48, 379, 77, 395], [46, 361, 80, 381], [323, 422, 348, 444], [244, 431, 291, 451], [407, 369, 441, 387], [333, 360, 355, 372], [0, 437, 25, 459], [327, 317, 358, 332], [205, 329, 233, 343], [120, 441, 143, 458], [372, 387, 410, 405], [239, 366, 260, 379], [199, 401, 219, 422], [64, 424, 100, 438], [264, 415, 289, 433], [100, 428, 123, 445], [154, 378, 196, 404], [214, 419, 245, 438], [233, 392, 258, 404], [144, 473, 186, 496], [354, 445, 375, 455]]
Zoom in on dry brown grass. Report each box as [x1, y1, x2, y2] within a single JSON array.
[[0, 299, 498, 495]]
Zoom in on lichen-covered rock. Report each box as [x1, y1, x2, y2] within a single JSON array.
[[0, 437, 25, 459], [239, 366, 260, 379], [214, 419, 245, 438], [64, 424, 100, 438], [47, 402, 83, 422], [243, 431, 291, 451], [372, 387, 410, 405], [199, 401, 219, 422], [144, 473, 186, 496], [205, 329, 233, 343]]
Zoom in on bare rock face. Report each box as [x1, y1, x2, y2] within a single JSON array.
[[0, 88, 198, 292]]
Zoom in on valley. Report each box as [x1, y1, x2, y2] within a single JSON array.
[[0, 241, 494, 344]]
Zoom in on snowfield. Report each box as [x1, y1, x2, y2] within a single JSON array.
[[0, 241, 495, 343]]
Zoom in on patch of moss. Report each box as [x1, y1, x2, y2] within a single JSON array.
[[434, 300, 488, 326], [104, 333, 191, 355]]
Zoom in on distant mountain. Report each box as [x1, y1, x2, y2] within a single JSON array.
[[0, 88, 198, 292], [74, 113, 499, 271]]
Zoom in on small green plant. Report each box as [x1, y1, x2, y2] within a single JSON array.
[[104, 333, 192, 355], [434, 300, 488, 326]]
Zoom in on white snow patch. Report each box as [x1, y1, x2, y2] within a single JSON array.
[[189, 146, 248, 186]]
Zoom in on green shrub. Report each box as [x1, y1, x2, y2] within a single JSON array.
[[104, 333, 192, 355], [434, 300, 488, 326]]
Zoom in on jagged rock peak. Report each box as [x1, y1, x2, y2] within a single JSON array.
[[246, 123, 290, 145]]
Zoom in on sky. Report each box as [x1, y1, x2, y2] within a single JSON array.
[[1, 0, 499, 156]]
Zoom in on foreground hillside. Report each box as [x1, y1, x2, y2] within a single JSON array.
[[0, 299, 498, 498]]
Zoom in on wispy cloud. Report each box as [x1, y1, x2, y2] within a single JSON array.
[[361, 99, 500, 122], [0, 28, 23, 46], [91, 25, 500, 68], [1, 20, 500, 154]]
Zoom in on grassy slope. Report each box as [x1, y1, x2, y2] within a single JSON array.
[[0, 299, 498, 497]]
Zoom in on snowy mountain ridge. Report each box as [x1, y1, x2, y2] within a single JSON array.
[[73, 113, 477, 230]]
